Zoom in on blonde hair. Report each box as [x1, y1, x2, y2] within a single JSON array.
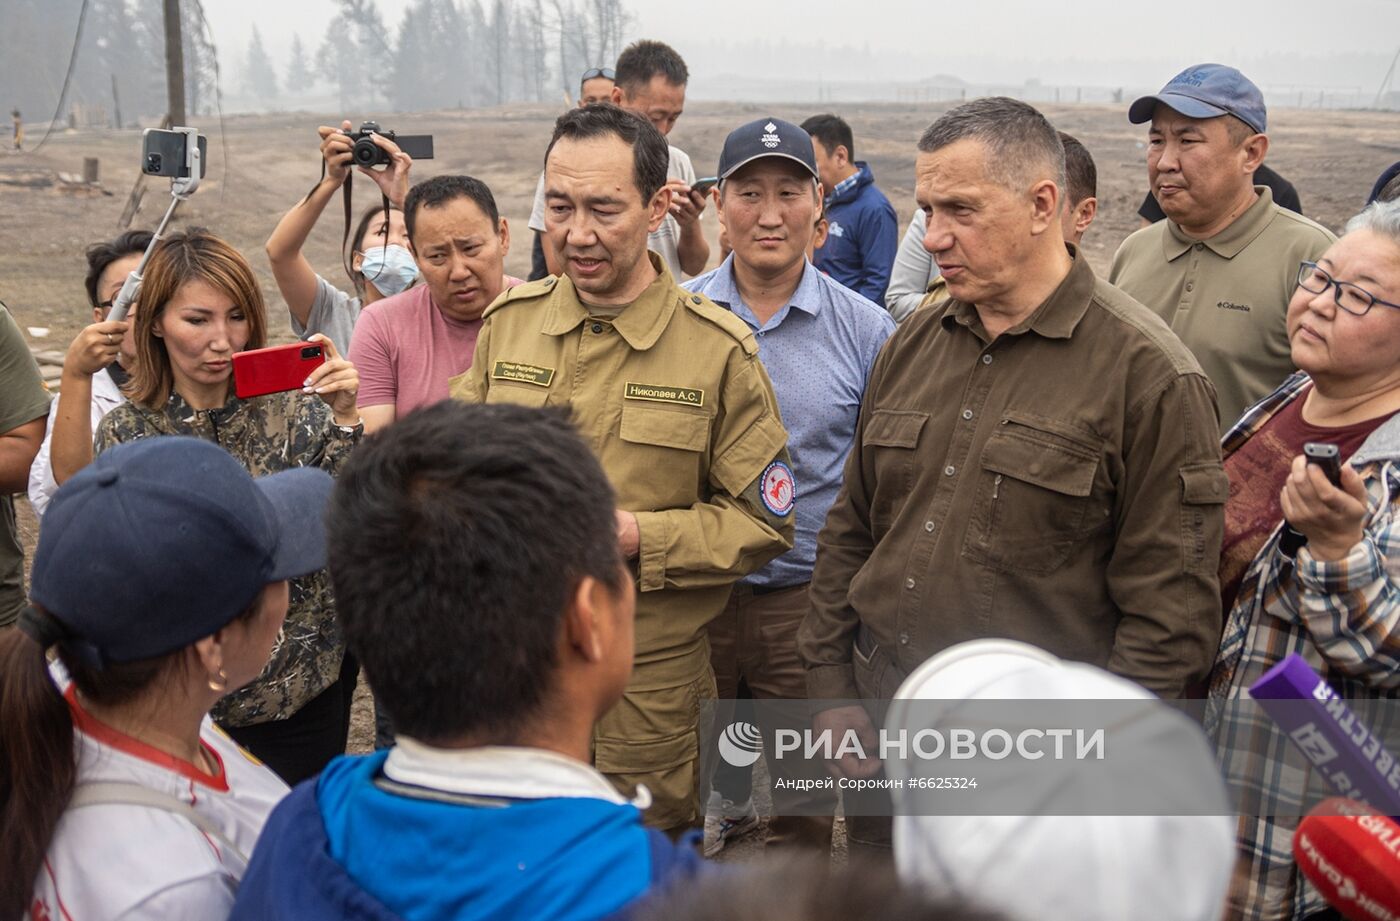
[[127, 230, 267, 408]]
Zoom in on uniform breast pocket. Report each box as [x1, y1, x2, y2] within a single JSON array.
[[618, 404, 711, 507], [963, 416, 1106, 574], [483, 384, 550, 408], [862, 409, 928, 533]]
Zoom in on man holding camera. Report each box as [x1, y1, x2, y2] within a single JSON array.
[[452, 104, 793, 832]]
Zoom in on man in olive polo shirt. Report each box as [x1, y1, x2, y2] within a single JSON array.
[[453, 104, 793, 833], [1109, 63, 1335, 432]]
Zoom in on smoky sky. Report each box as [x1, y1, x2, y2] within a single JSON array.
[[208, 0, 1400, 95]]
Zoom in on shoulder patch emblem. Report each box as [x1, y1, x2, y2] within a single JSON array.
[[492, 361, 555, 387], [760, 460, 796, 517], [624, 382, 704, 407]]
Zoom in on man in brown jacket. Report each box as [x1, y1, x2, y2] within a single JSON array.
[[798, 97, 1228, 855]]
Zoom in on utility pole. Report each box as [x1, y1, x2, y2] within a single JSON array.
[[163, 0, 186, 126]]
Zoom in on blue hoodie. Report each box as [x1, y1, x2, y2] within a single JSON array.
[[229, 751, 705, 921], [813, 161, 898, 304]]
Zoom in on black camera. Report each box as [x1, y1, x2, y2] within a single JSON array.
[[348, 121, 434, 167]]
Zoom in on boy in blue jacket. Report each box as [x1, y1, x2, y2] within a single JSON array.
[[801, 113, 898, 304], [230, 401, 704, 921]]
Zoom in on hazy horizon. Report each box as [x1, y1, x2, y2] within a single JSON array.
[[198, 0, 1400, 97]]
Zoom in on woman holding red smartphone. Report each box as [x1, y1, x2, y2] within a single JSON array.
[[95, 229, 363, 785]]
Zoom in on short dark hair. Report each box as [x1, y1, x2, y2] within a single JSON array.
[[614, 40, 688, 94], [918, 97, 1066, 194], [403, 175, 500, 245], [801, 114, 855, 161], [631, 855, 1009, 921], [546, 104, 669, 204], [84, 230, 154, 309], [1058, 131, 1097, 205], [326, 401, 624, 745]]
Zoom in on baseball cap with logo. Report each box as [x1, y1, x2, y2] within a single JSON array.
[[1128, 63, 1267, 134], [717, 117, 819, 182], [23, 436, 334, 666]]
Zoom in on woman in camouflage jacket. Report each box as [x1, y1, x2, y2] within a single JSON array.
[[95, 230, 363, 784]]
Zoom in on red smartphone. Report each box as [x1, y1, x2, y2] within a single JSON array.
[[233, 342, 326, 399]]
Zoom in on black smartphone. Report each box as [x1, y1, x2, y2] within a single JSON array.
[[141, 128, 208, 178], [1303, 442, 1342, 487], [690, 177, 719, 197]]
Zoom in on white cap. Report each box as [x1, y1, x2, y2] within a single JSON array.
[[890, 640, 1234, 921]]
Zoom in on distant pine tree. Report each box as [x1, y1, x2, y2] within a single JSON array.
[[244, 26, 280, 105], [285, 33, 314, 94]]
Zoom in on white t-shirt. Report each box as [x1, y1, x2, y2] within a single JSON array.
[[28, 366, 126, 518], [528, 145, 697, 279], [29, 672, 289, 920]]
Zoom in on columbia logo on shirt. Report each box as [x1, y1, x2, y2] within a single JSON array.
[[1217, 301, 1251, 313]]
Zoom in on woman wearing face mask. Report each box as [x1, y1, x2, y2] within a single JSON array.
[[1, 436, 333, 921], [265, 119, 416, 356], [95, 229, 363, 786]]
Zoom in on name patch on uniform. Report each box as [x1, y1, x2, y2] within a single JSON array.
[[492, 361, 555, 387], [760, 461, 796, 517], [624, 382, 705, 407]]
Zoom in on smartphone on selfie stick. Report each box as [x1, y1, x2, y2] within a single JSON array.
[[106, 127, 206, 324]]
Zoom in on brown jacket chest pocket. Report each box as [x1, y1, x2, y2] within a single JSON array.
[[963, 418, 1107, 574], [861, 409, 928, 533], [616, 404, 711, 507]]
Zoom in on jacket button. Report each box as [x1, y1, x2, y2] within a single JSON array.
[[899, 632, 909, 645], [924, 520, 935, 532], [692, 295, 702, 304], [944, 465, 956, 477], [591, 323, 604, 334], [905, 578, 916, 590]]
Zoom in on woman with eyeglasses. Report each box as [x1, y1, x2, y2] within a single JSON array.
[[265, 120, 417, 356], [1207, 198, 1400, 921], [28, 231, 153, 517]]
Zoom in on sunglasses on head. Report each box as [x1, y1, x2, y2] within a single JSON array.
[[581, 68, 615, 82]]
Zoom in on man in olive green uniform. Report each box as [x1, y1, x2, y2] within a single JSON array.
[[452, 104, 793, 831]]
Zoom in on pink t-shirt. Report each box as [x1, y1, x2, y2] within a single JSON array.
[[349, 278, 521, 418]]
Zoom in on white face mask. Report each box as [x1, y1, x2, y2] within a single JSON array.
[[358, 244, 419, 297]]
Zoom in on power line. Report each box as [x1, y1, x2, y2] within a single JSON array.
[[27, 0, 92, 155], [189, 0, 230, 201]]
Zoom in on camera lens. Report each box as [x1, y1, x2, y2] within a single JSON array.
[[301, 346, 323, 360], [351, 138, 380, 167], [146, 153, 162, 171]]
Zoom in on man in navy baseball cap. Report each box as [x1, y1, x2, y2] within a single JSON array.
[[684, 118, 894, 853], [1109, 62, 1335, 433], [25, 436, 333, 666]]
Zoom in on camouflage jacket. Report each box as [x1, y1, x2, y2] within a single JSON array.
[[94, 389, 361, 727]]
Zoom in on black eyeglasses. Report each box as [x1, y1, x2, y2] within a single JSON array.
[[1296, 261, 1400, 317], [580, 68, 615, 83]]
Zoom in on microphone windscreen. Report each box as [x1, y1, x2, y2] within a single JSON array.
[[1292, 797, 1400, 921]]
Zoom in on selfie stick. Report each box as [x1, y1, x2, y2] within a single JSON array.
[[107, 127, 202, 323]]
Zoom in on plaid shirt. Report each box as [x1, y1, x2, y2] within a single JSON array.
[[1206, 371, 1400, 921]]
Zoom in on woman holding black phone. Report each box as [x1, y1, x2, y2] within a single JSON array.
[[1207, 199, 1400, 921], [95, 229, 363, 785]]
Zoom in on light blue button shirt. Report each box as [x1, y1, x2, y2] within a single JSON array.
[[684, 256, 894, 587]]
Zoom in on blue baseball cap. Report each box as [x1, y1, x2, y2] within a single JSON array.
[[26, 437, 333, 665], [1129, 64, 1267, 134], [717, 117, 820, 182]]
